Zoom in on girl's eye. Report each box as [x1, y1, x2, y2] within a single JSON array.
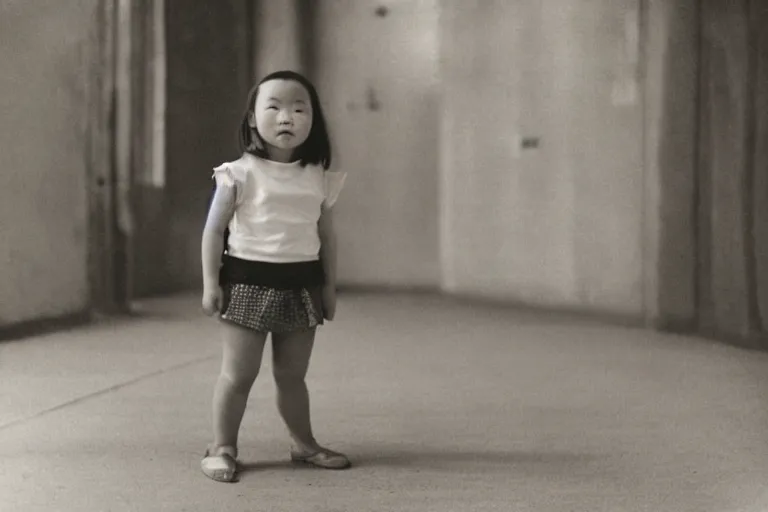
[[295, 110, 304, 113], [267, 106, 278, 110]]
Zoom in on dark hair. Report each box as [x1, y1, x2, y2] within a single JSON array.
[[238, 70, 332, 169]]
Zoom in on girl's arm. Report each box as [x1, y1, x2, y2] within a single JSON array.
[[318, 205, 337, 287], [201, 184, 236, 291]]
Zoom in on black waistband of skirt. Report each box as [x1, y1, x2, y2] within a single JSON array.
[[219, 255, 325, 290]]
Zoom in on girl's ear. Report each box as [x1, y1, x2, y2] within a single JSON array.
[[247, 110, 257, 128]]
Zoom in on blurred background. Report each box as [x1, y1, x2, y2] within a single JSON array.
[[0, 0, 766, 349]]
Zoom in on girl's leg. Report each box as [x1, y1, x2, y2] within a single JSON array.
[[211, 321, 268, 453], [272, 328, 350, 469], [271, 328, 317, 451]]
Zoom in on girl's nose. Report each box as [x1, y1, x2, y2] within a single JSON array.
[[276, 110, 292, 124]]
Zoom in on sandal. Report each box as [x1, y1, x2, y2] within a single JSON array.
[[290, 446, 351, 470], [201, 445, 238, 482]]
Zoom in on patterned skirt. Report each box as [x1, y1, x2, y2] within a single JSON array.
[[220, 283, 324, 333]]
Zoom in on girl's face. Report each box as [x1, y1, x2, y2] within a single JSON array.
[[250, 79, 313, 160]]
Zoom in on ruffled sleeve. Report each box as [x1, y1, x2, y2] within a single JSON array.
[[323, 171, 347, 209], [212, 162, 244, 204]]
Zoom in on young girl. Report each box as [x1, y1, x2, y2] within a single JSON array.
[[200, 70, 349, 483]]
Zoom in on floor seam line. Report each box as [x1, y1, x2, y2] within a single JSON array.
[[0, 353, 217, 432]]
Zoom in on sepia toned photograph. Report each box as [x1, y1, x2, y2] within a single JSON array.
[[1, 1, 767, 511]]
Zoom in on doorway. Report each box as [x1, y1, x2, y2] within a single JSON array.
[[129, 0, 254, 299]]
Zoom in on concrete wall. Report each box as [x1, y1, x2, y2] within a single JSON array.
[[305, 0, 699, 322], [0, 1, 96, 326], [311, 0, 441, 289], [309, 1, 650, 316], [440, 0, 645, 315], [252, 0, 303, 78]]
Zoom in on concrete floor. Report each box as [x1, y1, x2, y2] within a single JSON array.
[[2, 292, 768, 512]]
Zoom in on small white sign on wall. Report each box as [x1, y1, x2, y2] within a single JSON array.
[[612, 6, 640, 107], [612, 78, 638, 106]]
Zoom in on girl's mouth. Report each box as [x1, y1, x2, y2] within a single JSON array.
[[277, 130, 293, 137]]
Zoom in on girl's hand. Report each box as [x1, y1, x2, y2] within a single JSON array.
[[322, 285, 337, 321], [202, 287, 223, 316]]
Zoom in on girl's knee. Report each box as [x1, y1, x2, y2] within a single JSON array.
[[272, 365, 306, 389], [219, 368, 259, 394]]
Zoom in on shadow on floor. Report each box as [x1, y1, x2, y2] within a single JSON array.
[[237, 448, 601, 476]]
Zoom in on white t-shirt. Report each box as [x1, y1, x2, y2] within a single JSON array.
[[212, 153, 346, 264]]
